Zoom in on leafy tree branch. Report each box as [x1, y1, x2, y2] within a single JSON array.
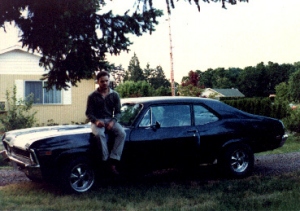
[[1, 0, 248, 90]]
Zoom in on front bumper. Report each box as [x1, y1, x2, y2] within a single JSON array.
[[0, 150, 43, 180]]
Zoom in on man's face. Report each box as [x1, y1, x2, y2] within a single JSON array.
[[98, 76, 110, 89]]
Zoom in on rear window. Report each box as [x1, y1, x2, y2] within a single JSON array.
[[194, 105, 219, 125]]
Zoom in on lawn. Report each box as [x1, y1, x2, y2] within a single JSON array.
[[0, 171, 300, 210]]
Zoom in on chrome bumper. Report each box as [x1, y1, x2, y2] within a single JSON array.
[[279, 134, 288, 147], [0, 150, 9, 162], [0, 150, 43, 180]]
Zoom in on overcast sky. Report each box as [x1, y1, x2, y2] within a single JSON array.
[[1, 0, 300, 83]]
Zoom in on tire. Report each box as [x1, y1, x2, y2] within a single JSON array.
[[219, 143, 254, 178], [60, 157, 95, 193]]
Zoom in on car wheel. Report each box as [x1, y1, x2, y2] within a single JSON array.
[[220, 143, 254, 178], [60, 157, 95, 193]]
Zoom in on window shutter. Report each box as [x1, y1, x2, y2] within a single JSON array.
[[62, 83, 72, 105], [15, 80, 24, 103]]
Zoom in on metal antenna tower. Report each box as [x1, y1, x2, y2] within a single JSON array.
[[168, 12, 175, 96]]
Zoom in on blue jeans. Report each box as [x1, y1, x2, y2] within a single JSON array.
[[91, 119, 126, 161]]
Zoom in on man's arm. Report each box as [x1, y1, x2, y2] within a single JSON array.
[[113, 92, 122, 121], [85, 95, 97, 123]]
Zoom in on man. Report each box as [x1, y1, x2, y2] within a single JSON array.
[[86, 71, 126, 175]]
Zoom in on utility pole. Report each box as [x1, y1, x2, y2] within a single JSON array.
[[168, 12, 175, 96]]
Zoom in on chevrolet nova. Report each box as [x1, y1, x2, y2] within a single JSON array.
[[1, 97, 288, 193]]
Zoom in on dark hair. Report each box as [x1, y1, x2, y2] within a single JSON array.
[[96, 71, 110, 80]]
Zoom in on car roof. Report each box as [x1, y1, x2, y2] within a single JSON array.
[[121, 96, 218, 105], [121, 96, 252, 119]]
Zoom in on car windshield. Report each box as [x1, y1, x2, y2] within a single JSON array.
[[119, 103, 143, 126]]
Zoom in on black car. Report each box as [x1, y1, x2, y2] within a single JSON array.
[[1, 96, 288, 193]]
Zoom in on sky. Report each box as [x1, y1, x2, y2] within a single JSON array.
[[1, 0, 300, 83]]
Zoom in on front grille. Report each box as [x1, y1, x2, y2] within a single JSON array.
[[5, 144, 37, 165], [12, 147, 31, 158], [10, 147, 32, 163]]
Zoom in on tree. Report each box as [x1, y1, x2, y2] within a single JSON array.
[[181, 70, 200, 87], [265, 62, 293, 95], [0, 0, 162, 89], [115, 80, 153, 98], [238, 63, 267, 97], [179, 70, 202, 96], [124, 53, 145, 82], [178, 84, 202, 97], [0, 0, 248, 90], [199, 68, 214, 88], [288, 69, 300, 103], [275, 82, 289, 103], [154, 86, 172, 96], [144, 64, 170, 89], [110, 65, 126, 86]]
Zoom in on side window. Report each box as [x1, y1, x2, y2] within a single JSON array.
[[139, 105, 191, 127], [139, 109, 151, 127], [194, 105, 219, 125], [160, 105, 191, 127], [140, 104, 191, 128], [139, 107, 164, 127]]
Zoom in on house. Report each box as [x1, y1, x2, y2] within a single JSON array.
[[0, 45, 95, 125], [201, 88, 245, 99]]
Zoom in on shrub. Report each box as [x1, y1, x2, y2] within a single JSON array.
[[115, 81, 154, 98], [222, 98, 289, 120], [0, 86, 37, 132], [283, 107, 300, 133]]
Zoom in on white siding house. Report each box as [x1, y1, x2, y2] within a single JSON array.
[[0, 45, 95, 126]]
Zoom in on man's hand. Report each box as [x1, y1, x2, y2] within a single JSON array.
[[105, 121, 115, 130], [95, 120, 105, 128]]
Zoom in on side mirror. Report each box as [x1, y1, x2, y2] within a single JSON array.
[[155, 121, 161, 129], [151, 121, 161, 130]]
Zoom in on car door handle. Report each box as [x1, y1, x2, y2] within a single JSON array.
[[187, 129, 198, 133]]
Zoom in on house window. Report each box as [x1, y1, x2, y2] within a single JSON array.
[[0, 101, 5, 111], [25, 81, 62, 104]]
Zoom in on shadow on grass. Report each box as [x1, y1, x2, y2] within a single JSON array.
[[91, 164, 225, 192], [14, 164, 223, 195]]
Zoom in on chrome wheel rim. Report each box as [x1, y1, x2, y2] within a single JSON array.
[[230, 149, 249, 173], [69, 163, 95, 193]]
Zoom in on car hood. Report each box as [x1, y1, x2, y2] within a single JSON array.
[[2, 125, 92, 150]]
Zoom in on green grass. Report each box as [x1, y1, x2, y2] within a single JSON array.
[[0, 171, 300, 210]]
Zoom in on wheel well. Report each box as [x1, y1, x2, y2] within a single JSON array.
[[56, 153, 94, 170], [218, 141, 253, 161], [221, 139, 253, 152]]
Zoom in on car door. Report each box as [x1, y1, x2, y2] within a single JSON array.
[[193, 104, 225, 162], [127, 104, 200, 167]]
